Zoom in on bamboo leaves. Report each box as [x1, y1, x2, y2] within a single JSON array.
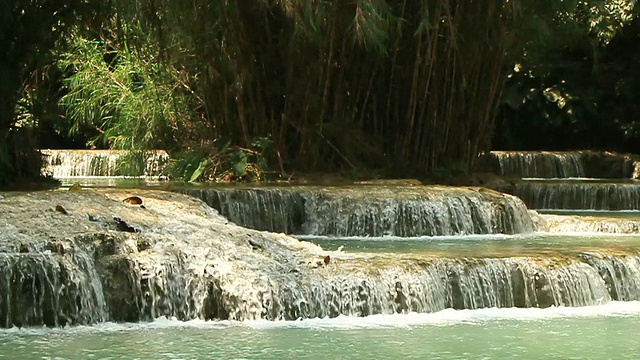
[[59, 37, 183, 150], [55, 0, 632, 181], [353, 0, 394, 54]]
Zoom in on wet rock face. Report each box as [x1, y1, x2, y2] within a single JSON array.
[[509, 182, 640, 211], [2, 189, 640, 328], [0, 190, 324, 327]]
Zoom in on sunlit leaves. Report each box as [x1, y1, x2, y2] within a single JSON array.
[[59, 37, 187, 150]]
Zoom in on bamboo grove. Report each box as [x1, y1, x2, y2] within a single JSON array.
[[77, 0, 518, 177], [1, 0, 636, 185]]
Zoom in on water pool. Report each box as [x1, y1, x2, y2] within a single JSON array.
[[2, 303, 639, 359]]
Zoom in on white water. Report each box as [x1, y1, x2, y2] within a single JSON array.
[[180, 186, 535, 237], [489, 151, 586, 178], [2, 301, 639, 333], [513, 181, 640, 210], [41, 149, 169, 177], [2, 304, 640, 359]]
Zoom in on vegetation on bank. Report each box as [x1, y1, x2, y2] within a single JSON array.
[[0, 1, 638, 187]]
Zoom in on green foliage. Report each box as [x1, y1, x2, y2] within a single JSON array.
[[50, 0, 521, 177], [0, 0, 91, 186], [58, 37, 188, 151], [189, 158, 211, 183], [6, 0, 640, 187], [168, 151, 208, 183], [495, 0, 640, 153], [115, 151, 149, 177], [167, 137, 274, 182]]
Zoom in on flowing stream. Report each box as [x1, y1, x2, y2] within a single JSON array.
[[2, 305, 640, 359], [41, 150, 169, 178], [511, 180, 640, 210], [2, 150, 640, 358], [178, 186, 534, 236]]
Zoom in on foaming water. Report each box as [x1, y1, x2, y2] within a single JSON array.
[[41, 150, 169, 178], [2, 304, 640, 360], [3, 302, 640, 334], [245, 301, 640, 329], [294, 233, 519, 242]]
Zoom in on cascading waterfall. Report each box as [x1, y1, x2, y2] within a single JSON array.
[[0, 242, 107, 328], [301, 187, 534, 236], [179, 186, 535, 237], [279, 256, 614, 319], [488, 151, 586, 178], [512, 182, 640, 210], [181, 188, 305, 233], [579, 252, 640, 301], [41, 149, 169, 178], [3, 246, 638, 325], [3, 189, 640, 328]]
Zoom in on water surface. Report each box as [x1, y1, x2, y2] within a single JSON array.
[[299, 232, 640, 257], [2, 304, 639, 359]]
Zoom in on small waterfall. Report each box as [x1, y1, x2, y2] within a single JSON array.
[[302, 187, 534, 236], [579, 253, 640, 300], [238, 253, 630, 320], [41, 149, 169, 178], [179, 186, 535, 237], [537, 213, 640, 234], [101, 253, 216, 323], [489, 151, 585, 178], [4, 247, 638, 325], [512, 182, 640, 210], [0, 243, 107, 328], [4, 190, 640, 327], [179, 188, 305, 233]]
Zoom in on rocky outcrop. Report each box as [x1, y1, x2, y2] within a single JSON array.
[[0, 190, 325, 327], [535, 212, 640, 234], [3, 189, 640, 328]]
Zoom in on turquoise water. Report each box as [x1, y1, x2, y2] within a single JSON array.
[[299, 232, 640, 257], [2, 304, 640, 359], [7, 178, 640, 358]]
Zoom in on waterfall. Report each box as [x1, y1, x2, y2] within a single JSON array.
[[180, 188, 305, 233], [488, 151, 585, 178], [0, 242, 107, 328], [269, 256, 614, 319], [301, 187, 534, 236], [3, 189, 640, 327], [41, 150, 169, 178], [579, 252, 640, 300], [4, 248, 633, 325], [512, 182, 640, 210], [179, 186, 535, 237]]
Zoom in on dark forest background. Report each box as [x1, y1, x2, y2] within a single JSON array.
[[1, 0, 639, 186]]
